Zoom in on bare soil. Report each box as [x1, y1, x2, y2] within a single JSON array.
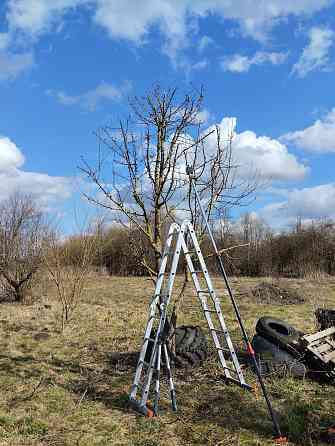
[[251, 281, 305, 305]]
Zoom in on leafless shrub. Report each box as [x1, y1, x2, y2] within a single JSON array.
[[43, 229, 96, 331], [0, 193, 50, 303]]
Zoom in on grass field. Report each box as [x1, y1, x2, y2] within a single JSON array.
[[0, 274, 334, 446]]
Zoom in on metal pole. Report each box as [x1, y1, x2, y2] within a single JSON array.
[[186, 167, 285, 441]]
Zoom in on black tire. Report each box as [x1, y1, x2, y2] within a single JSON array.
[[145, 325, 208, 368], [255, 316, 304, 358], [171, 325, 208, 368], [252, 335, 307, 378]]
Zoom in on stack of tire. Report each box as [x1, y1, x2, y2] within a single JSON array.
[[252, 316, 307, 378]]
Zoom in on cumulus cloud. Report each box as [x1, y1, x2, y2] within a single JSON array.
[[7, 0, 332, 41], [0, 136, 25, 171], [281, 108, 335, 152], [4, 0, 333, 67], [204, 118, 308, 182], [47, 80, 132, 111], [0, 135, 72, 205], [260, 183, 335, 226], [292, 26, 334, 77], [221, 51, 288, 73]]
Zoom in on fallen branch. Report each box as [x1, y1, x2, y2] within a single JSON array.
[[10, 376, 45, 405]]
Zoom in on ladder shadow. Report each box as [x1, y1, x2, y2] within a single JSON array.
[[64, 350, 140, 412], [190, 391, 276, 437], [105, 351, 139, 370]]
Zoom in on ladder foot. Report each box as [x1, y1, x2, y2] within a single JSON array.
[[222, 376, 252, 391], [128, 398, 155, 417], [273, 436, 288, 445]]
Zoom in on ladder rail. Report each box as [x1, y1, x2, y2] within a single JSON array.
[[130, 223, 179, 400], [137, 223, 186, 408]]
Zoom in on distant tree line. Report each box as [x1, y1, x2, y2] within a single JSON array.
[[69, 214, 335, 279], [0, 192, 334, 308]]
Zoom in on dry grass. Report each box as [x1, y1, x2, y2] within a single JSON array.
[[0, 274, 334, 445]]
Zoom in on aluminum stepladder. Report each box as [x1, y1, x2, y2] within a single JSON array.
[[129, 220, 250, 417]]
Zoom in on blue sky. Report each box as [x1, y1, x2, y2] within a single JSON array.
[[1, 0, 335, 233]]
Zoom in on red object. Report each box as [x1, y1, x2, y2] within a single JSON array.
[[145, 406, 155, 418], [247, 342, 255, 355], [274, 437, 288, 445]]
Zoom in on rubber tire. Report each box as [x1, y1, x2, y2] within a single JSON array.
[[252, 335, 307, 378], [171, 325, 208, 368], [255, 316, 304, 358], [145, 325, 208, 368]]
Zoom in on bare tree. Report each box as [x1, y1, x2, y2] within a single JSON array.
[[81, 84, 256, 277], [0, 193, 50, 302]]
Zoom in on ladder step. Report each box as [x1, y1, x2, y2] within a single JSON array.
[[223, 366, 240, 374], [140, 360, 155, 368], [210, 328, 229, 334], [203, 309, 217, 313], [144, 337, 156, 342], [154, 294, 169, 299], [197, 290, 212, 294]]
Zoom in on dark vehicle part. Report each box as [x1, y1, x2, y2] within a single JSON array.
[[146, 325, 208, 368], [256, 316, 304, 358], [171, 325, 208, 367], [252, 335, 307, 378]]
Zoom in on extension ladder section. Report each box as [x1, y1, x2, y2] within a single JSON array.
[[129, 221, 250, 416]]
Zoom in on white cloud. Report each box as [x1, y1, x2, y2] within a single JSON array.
[[260, 183, 335, 226], [194, 109, 212, 125], [204, 118, 308, 182], [292, 26, 334, 77], [6, 0, 84, 40], [48, 80, 132, 111], [0, 136, 25, 171], [0, 134, 72, 204], [191, 59, 208, 70], [221, 51, 288, 73], [198, 35, 213, 52], [4, 0, 333, 67], [281, 108, 335, 152], [0, 50, 34, 81]]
